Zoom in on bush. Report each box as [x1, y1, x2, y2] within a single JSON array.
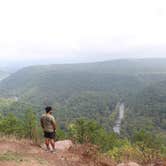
[[0, 113, 23, 137]]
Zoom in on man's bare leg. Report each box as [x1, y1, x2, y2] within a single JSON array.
[[45, 139, 50, 150], [50, 139, 55, 150]]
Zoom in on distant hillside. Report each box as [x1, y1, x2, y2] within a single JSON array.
[[0, 59, 144, 103], [122, 79, 166, 136], [1, 59, 166, 132], [0, 70, 9, 81], [2, 58, 166, 102]]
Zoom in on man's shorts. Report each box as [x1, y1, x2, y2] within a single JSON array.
[[44, 131, 56, 139]]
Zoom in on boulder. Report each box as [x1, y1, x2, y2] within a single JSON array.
[[117, 162, 140, 166], [55, 140, 73, 151]]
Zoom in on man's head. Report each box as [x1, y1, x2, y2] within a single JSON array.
[[45, 106, 52, 114]]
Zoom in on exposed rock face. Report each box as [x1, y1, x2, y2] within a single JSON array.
[[55, 140, 73, 151], [117, 162, 140, 166]]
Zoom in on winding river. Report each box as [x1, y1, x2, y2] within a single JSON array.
[[113, 103, 125, 134]]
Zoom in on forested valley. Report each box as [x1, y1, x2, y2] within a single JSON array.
[[0, 59, 165, 164]]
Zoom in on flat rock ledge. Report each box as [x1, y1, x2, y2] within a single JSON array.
[[117, 162, 140, 166]]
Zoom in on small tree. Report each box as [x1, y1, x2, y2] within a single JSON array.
[[132, 130, 162, 165], [0, 113, 22, 136], [22, 108, 41, 144], [68, 119, 108, 145]]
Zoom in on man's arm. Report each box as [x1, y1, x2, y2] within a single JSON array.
[[51, 117, 56, 131], [40, 117, 44, 129]]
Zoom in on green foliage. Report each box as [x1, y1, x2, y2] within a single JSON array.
[[108, 143, 140, 162], [0, 108, 42, 144], [1, 59, 166, 136], [56, 128, 66, 140], [123, 79, 166, 136], [133, 130, 162, 150], [22, 109, 42, 144], [68, 118, 165, 164], [68, 119, 121, 151], [0, 59, 165, 164], [68, 119, 108, 145], [0, 60, 159, 132], [23, 109, 37, 138], [129, 130, 165, 164], [0, 113, 22, 136]]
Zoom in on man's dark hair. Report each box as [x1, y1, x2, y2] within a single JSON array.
[[45, 106, 52, 113]]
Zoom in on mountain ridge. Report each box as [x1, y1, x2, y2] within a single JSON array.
[[0, 58, 166, 134]]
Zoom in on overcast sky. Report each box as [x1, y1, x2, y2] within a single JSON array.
[[0, 0, 166, 65]]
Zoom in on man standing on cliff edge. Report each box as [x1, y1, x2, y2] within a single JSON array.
[[40, 106, 56, 152]]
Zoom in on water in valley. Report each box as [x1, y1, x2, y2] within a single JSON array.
[[113, 103, 125, 134]]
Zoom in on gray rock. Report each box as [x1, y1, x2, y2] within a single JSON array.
[[55, 140, 73, 151], [117, 162, 140, 166]]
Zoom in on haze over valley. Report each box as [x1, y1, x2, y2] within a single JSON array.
[[0, 0, 166, 165], [0, 58, 166, 135]]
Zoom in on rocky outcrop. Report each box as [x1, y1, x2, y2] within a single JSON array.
[[117, 162, 140, 166], [55, 140, 73, 151]]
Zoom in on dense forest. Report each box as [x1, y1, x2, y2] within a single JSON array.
[[0, 59, 166, 164], [123, 80, 166, 137], [0, 59, 165, 135]]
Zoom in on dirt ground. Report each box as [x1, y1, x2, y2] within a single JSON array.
[[0, 139, 115, 166]]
